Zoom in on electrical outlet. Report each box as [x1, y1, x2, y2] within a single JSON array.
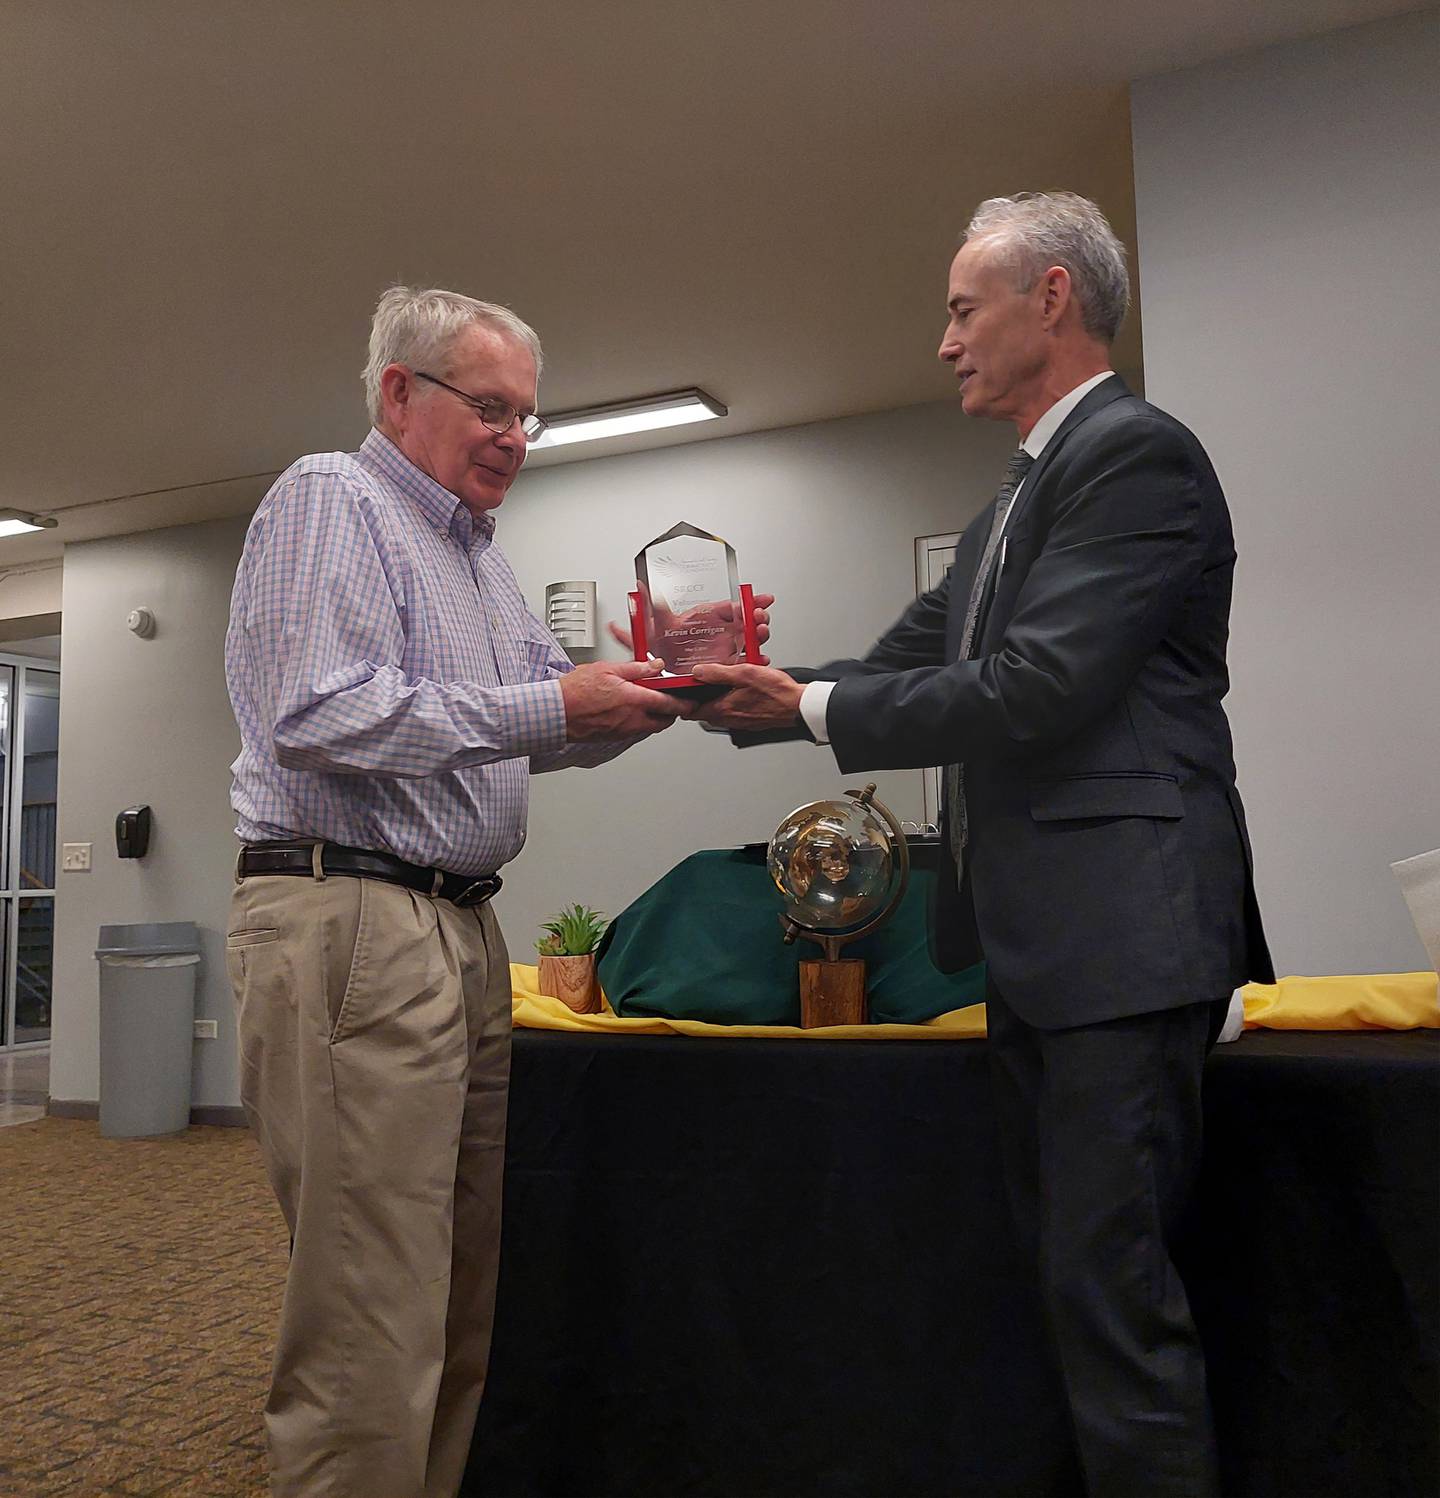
[[193, 1019, 219, 1040], [62, 842, 93, 872]]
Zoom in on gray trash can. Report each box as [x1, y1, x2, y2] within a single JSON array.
[[95, 922, 201, 1138]]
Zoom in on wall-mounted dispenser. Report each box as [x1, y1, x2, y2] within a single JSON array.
[[545, 581, 597, 650], [116, 805, 152, 859]]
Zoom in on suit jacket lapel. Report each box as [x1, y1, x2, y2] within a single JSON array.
[[967, 375, 1133, 648], [1001, 374, 1131, 541], [945, 503, 994, 658]]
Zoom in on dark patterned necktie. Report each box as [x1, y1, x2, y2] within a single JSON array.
[[945, 447, 1035, 873]]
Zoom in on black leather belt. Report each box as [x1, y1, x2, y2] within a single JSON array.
[[238, 842, 502, 909]]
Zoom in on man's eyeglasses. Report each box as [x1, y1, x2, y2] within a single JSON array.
[[413, 371, 547, 442]]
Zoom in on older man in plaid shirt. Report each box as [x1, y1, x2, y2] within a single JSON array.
[[225, 287, 756, 1498]]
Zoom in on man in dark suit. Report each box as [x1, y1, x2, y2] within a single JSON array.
[[693, 192, 1272, 1497]]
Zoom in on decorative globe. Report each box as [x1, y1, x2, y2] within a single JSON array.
[[767, 797, 895, 932]]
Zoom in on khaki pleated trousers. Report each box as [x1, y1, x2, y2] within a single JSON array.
[[227, 871, 512, 1498]]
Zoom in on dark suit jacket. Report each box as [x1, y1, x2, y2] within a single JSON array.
[[778, 376, 1272, 1027]]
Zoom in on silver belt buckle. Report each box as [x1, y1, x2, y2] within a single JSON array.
[[452, 876, 497, 908]]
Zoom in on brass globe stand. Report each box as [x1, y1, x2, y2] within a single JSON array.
[[773, 783, 910, 1028]]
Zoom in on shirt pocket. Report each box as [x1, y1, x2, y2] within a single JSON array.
[[1028, 772, 1184, 822], [524, 638, 562, 679]]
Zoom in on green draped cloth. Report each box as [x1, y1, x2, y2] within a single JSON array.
[[597, 847, 985, 1026]]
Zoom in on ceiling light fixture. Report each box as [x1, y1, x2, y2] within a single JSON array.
[[530, 388, 727, 451], [0, 510, 58, 538]]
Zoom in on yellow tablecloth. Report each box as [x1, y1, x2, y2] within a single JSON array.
[[1239, 969, 1438, 1031], [511, 964, 1438, 1039]]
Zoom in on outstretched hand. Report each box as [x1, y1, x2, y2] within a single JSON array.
[[689, 663, 806, 731], [560, 659, 691, 741]]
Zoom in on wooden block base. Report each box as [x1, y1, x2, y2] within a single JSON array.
[[799, 958, 867, 1028], [537, 954, 601, 1013]]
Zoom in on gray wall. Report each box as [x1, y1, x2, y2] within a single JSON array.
[[50, 518, 248, 1107], [47, 404, 1011, 1106], [1131, 9, 1440, 975], [0, 562, 62, 624]]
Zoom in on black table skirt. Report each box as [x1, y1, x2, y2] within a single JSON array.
[[466, 1028, 1439, 1498]]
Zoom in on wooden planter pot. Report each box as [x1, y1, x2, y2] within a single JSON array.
[[537, 953, 601, 1013]]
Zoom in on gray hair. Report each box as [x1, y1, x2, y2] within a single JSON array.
[[962, 193, 1130, 344], [362, 285, 544, 424]]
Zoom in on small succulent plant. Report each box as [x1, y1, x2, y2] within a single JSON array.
[[535, 903, 609, 956]]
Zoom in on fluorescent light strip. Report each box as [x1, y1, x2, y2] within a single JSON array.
[[0, 511, 57, 537], [531, 389, 726, 451]]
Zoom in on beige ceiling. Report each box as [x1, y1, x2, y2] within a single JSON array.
[[1, 0, 1419, 567]]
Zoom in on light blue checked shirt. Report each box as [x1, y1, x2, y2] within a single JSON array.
[[227, 428, 627, 876]]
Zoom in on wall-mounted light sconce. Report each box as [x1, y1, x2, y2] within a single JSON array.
[[530, 389, 726, 451], [545, 581, 597, 650], [0, 510, 58, 538]]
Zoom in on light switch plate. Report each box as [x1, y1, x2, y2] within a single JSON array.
[[193, 1019, 219, 1040], [61, 842, 92, 872]]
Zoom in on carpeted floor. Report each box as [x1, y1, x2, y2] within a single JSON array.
[[0, 1116, 287, 1496]]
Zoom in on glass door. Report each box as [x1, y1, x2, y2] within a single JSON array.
[[1, 658, 58, 1049]]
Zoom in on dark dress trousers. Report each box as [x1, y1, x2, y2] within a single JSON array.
[[761, 375, 1275, 1495]]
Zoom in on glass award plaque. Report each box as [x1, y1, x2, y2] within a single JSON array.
[[628, 522, 763, 693]]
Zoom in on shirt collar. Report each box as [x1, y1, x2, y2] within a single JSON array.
[[1021, 371, 1116, 461], [358, 428, 495, 551]]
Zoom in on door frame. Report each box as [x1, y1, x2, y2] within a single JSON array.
[[913, 533, 961, 832], [0, 650, 60, 1051]]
